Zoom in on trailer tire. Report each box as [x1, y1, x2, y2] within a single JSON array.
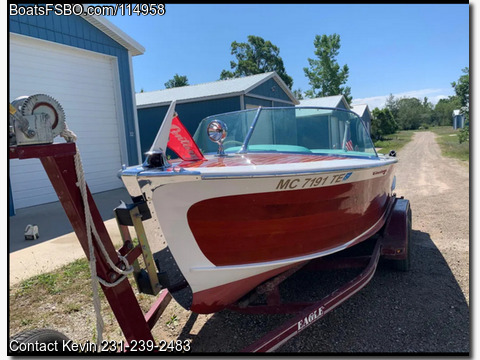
[[9, 328, 70, 353], [391, 206, 412, 272]]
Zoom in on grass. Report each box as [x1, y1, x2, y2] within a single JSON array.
[[17, 258, 92, 296], [9, 255, 174, 343], [374, 127, 469, 164], [10, 258, 94, 340], [373, 130, 416, 154], [10, 257, 135, 341], [429, 126, 469, 163]]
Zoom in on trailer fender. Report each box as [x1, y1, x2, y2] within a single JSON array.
[[381, 197, 411, 261]]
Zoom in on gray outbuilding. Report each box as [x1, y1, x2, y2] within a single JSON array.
[[298, 95, 350, 111], [351, 104, 372, 134], [298, 96, 371, 135], [452, 109, 465, 129]]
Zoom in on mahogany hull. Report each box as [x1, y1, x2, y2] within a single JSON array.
[[188, 173, 392, 267], [125, 154, 397, 314]]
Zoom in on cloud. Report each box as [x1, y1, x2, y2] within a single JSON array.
[[352, 88, 453, 109]]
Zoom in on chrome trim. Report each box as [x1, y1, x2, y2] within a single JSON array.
[[137, 168, 201, 177], [207, 119, 228, 156], [239, 106, 262, 153], [136, 172, 201, 201], [199, 160, 397, 180], [143, 148, 172, 169], [391, 175, 397, 191], [120, 164, 201, 200]]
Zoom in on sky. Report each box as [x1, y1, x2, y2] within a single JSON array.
[[104, 4, 469, 110]]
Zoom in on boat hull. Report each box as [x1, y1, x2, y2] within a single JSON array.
[[132, 159, 396, 314], [188, 173, 391, 266]]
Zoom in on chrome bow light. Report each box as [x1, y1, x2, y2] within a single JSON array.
[[207, 120, 228, 156]]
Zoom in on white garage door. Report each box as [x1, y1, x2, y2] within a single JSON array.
[[9, 33, 126, 209]]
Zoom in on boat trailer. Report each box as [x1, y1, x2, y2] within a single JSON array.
[[9, 98, 411, 353]]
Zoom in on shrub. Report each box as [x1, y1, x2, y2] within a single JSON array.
[[458, 125, 469, 144]]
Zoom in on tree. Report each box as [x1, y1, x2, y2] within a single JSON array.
[[220, 35, 293, 89], [433, 96, 461, 126], [451, 67, 469, 121], [385, 94, 399, 120], [303, 34, 352, 104], [293, 89, 304, 100], [451, 67, 469, 143], [371, 107, 397, 140], [396, 98, 426, 130], [164, 74, 189, 89], [420, 96, 434, 127], [384, 94, 434, 130]]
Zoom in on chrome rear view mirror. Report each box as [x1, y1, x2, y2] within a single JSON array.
[[207, 120, 228, 156]]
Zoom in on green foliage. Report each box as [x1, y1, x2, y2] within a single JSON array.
[[164, 74, 189, 89], [397, 98, 424, 130], [385, 95, 434, 131], [432, 96, 461, 126], [220, 35, 293, 89], [430, 126, 469, 162], [458, 125, 469, 144], [166, 314, 179, 327], [293, 89, 304, 100], [385, 67, 469, 132], [20, 273, 58, 295], [17, 258, 90, 297], [385, 94, 399, 120], [373, 130, 415, 154], [303, 34, 352, 104], [451, 67, 469, 122], [371, 107, 397, 140]]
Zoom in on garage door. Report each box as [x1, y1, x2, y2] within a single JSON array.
[[9, 34, 126, 209]]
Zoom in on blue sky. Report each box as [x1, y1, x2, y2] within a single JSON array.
[[105, 4, 469, 109]]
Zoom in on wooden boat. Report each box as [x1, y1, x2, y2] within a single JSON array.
[[120, 104, 398, 313]]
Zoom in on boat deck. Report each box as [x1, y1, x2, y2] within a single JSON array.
[[170, 153, 348, 169]]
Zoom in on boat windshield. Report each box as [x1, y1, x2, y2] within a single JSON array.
[[193, 107, 377, 158]]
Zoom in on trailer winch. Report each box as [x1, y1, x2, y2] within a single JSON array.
[[9, 94, 67, 146]]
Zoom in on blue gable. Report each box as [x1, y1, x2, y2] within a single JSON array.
[[9, 13, 139, 165], [247, 78, 293, 104]]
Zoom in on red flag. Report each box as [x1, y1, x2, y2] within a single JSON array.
[[168, 116, 205, 161]]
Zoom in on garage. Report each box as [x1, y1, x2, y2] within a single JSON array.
[[9, 34, 125, 208], [8, 13, 144, 212]]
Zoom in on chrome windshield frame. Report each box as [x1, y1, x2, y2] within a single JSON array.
[[238, 106, 262, 154]]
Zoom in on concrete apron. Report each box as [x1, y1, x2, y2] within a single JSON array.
[[9, 218, 132, 286]]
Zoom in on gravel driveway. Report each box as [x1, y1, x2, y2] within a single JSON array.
[[186, 131, 470, 353]]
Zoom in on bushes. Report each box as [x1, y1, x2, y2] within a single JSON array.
[[458, 125, 469, 144]]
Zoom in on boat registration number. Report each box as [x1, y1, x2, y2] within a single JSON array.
[[275, 172, 352, 190]]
